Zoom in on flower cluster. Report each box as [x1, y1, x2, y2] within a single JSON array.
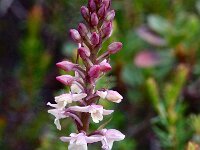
[[47, 0, 125, 149]]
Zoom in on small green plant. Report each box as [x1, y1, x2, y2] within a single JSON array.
[[147, 65, 190, 150]]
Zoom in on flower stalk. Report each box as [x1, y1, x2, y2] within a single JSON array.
[[47, 0, 125, 149]]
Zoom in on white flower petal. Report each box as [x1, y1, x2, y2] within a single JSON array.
[[54, 118, 61, 130], [103, 109, 114, 115], [47, 102, 59, 108], [60, 136, 72, 142], [91, 111, 103, 123], [96, 91, 107, 99], [72, 93, 87, 101], [106, 129, 125, 141], [100, 129, 125, 150], [69, 106, 90, 112], [71, 83, 82, 94], [85, 136, 103, 143], [68, 143, 87, 150]]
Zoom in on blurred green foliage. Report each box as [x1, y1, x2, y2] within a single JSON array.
[[146, 65, 190, 150]]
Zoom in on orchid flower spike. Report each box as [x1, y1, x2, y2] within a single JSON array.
[[47, 0, 125, 149]]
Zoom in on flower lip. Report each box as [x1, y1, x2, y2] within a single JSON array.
[[60, 132, 102, 150]]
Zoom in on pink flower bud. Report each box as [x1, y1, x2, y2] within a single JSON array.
[[101, 22, 112, 38], [81, 6, 90, 21], [78, 23, 88, 37], [98, 4, 106, 19], [56, 75, 75, 86], [105, 10, 115, 21], [69, 29, 81, 43], [99, 60, 111, 72], [88, 0, 96, 12], [102, 0, 110, 10], [91, 12, 99, 26], [91, 32, 100, 45], [56, 61, 77, 72], [89, 65, 101, 79], [108, 42, 122, 54], [78, 47, 90, 60], [94, 0, 102, 4]]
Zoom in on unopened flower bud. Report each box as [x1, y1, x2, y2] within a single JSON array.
[[56, 61, 77, 72], [105, 10, 115, 21], [99, 60, 111, 72], [108, 42, 122, 54], [56, 75, 75, 86], [78, 23, 88, 37], [89, 65, 101, 79], [88, 0, 96, 12], [98, 4, 106, 19], [94, 0, 102, 4], [78, 47, 90, 60], [97, 90, 123, 103], [102, 0, 110, 10], [91, 32, 100, 45], [101, 22, 112, 38], [91, 12, 99, 26], [81, 6, 90, 21], [70, 29, 81, 43]]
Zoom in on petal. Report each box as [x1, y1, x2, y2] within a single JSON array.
[[96, 91, 107, 99], [56, 60, 77, 72], [106, 90, 123, 103], [68, 143, 87, 150], [69, 106, 90, 113], [76, 135, 87, 145], [99, 60, 112, 72], [106, 140, 114, 150], [56, 75, 75, 85], [72, 93, 87, 101], [54, 118, 61, 130], [47, 102, 59, 108], [85, 136, 103, 143], [55, 94, 72, 103], [71, 84, 82, 94], [103, 109, 114, 115], [101, 137, 110, 150], [91, 112, 103, 123], [48, 109, 59, 117], [48, 109, 66, 119], [60, 136, 72, 142], [106, 129, 125, 141]]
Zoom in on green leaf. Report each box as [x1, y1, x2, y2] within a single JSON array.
[[97, 117, 112, 130]]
